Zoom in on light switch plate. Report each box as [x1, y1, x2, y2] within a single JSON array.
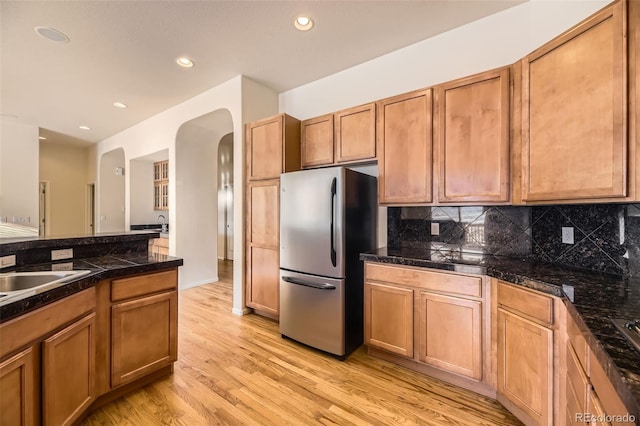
[[431, 222, 440, 236], [561, 227, 574, 244]]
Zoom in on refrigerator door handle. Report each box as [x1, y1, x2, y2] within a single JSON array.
[[282, 276, 337, 290], [330, 177, 337, 267]]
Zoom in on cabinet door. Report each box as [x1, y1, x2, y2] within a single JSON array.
[[418, 291, 482, 380], [246, 180, 280, 315], [377, 89, 433, 204], [111, 292, 177, 387], [42, 313, 96, 426], [301, 114, 334, 168], [498, 308, 553, 426], [246, 246, 280, 315], [153, 183, 161, 210], [437, 68, 510, 203], [335, 103, 376, 163], [247, 115, 283, 180], [522, 2, 626, 201], [0, 347, 36, 426], [364, 282, 413, 357]]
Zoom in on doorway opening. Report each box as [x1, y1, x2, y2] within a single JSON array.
[[86, 183, 95, 234], [39, 181, 50, 237], [217, 133, 234, 261]]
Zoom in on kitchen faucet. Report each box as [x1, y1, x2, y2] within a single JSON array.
[[158, 215, 167, 233]]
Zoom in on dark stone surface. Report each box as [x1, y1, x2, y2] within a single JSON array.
[[387, 204, 640, 277], [0, 252, 183, 322], [0, 231, 159, 270], [360, 248, 640, 418]]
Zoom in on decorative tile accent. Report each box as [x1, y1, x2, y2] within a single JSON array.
[[388, 204, 640, 277]]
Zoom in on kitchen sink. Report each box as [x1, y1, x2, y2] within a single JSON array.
[[0, 270, 91, 304]]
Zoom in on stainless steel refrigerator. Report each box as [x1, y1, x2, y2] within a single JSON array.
[[279, 166, 377, 357]]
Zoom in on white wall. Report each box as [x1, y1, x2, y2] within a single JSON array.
[[39, 142, 89, 236], [129, 160, 158, 225], [0, 118, 39, 229], [279, 0, 610, 120], [99, 148, 126, 232], [95, 75, 278, 315]]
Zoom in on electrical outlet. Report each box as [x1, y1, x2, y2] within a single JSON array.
[[52, 262, 74, 271], [431, 222, 440, 236], [51, 248, 73, 261], [0, 255, 16, 268], [561, 227, 574, 244]]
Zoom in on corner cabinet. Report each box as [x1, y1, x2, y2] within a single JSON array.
[[377, 89, 433, 205], [521, 1, 628, 202], [436, 67, 511, 204], [245, 114, 300, 318], [496, 281, 556, 426]]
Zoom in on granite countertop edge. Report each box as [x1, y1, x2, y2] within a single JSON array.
[[0, 254, 183, 323], [360, 249, 640, 418]]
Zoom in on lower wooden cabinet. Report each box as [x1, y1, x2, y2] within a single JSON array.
[[42, 313, 96, 426], [111, 291, 177, 387], [0, 347, 36, 426], [364, 262, 486, 386], [419, 291, 482, 380], [0, 268, 180, 425], [364, 282, 414, 357], [149, 237, 169, 255], [497, 307, 553, 425]]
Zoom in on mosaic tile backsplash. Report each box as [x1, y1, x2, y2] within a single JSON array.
[[387, 204, 640, 277]]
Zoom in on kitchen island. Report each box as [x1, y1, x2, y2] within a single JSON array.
[[0, 232, 183, 425], [361, 247, 640, 425]]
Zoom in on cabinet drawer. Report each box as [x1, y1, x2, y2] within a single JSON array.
[[111, 269, 177, 302], [567, 311, 589, 374], [497, 281, 553, 326], [365, 263, 481, 298]]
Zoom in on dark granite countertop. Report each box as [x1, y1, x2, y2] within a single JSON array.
[[0, 252, 183, 323], [361, 247, 640, 418], [0, 231, 160, 252]]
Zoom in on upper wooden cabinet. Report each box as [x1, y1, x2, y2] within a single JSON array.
[[377, 89, 433, 204], [437, 67, 510, 204], [334, 103, 376, 164], [521, 1, 627, 202], [301, 103, 376, 169], [246, 114, 301, 181], [301, 114, 334, 168]]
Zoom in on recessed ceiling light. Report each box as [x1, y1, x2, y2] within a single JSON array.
[[79, 125, 91, 130], [39, 136, 47, 140], [294, 15, 314, 31], [113, 102, 127, 109], [176, 57, 194, 68], [34, 26, 69, 43]]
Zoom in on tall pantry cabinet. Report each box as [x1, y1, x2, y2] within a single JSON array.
[[245, 114, 300, 318]]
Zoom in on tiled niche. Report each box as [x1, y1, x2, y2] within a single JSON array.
[[387, 204, 640, 276]]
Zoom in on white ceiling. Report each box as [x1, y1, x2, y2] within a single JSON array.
[[1, 0, 525, 146]]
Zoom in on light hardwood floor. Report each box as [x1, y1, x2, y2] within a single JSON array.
[[82, 260, 522, 425]]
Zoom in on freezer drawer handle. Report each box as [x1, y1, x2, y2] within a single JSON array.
[[330, 177, 337, 267], [282, 276, 336, 290]]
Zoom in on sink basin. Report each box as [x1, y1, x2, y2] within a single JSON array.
[[0, 270, 91, 304]]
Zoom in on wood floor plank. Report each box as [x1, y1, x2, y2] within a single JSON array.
[[81, 260, 522, 425]]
